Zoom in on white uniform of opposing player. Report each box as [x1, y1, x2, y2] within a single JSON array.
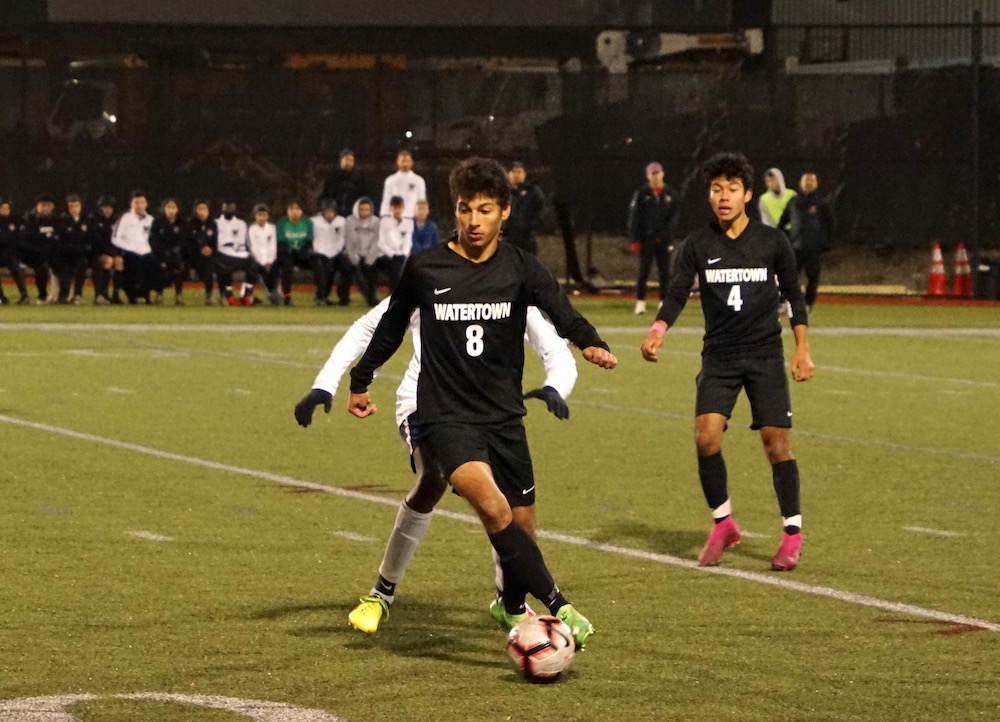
[[309, 296, 577, 606]]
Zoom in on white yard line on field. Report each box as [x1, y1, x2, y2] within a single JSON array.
[[3, 413, 998, 634]]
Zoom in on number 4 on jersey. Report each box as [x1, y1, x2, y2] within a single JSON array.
[[727, 285, 743, 312]]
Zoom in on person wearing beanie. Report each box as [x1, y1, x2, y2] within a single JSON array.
[[319, 149, 370, 219], [215, 200, 259, 306], [627, 161, 678, 315]]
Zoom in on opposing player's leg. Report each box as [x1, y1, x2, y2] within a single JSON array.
[[349, 419, 447, 634]]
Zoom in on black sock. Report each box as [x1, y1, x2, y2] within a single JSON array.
[[373, 575, 396, 599], [488, 521, 568, 616], [772, 459, 801, 528], [698, 452, 728, 510]]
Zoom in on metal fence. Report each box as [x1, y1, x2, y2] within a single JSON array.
[[0, 18, 997, 261]]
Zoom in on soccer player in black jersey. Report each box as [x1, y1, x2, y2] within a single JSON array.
[[348, 157, 616, 649], [641, 152, 815, 572]]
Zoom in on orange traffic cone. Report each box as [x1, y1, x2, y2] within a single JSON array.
[[927, 242, 947, 296], [952, 243, 973, 297]]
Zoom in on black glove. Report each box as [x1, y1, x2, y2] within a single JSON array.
[[523, 386, 569, 420], [294, 388, 333, 427]]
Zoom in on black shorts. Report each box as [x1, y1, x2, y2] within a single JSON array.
[[398, 412, 428, 472], [423, 421, 535, 507], [695, 353, 792, 430]]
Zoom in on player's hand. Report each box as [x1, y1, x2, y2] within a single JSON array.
[[524, 386, 569, 420], [348, 391, 377, 418], [294, 388, 333, 427], [582, 346, 617, 369], [641, 321, 667, 362], [790, 349, 815, 382]]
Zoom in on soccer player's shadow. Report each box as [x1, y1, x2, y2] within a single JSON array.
[[596, 520, 707, 559], [251, 597, 508, 668]]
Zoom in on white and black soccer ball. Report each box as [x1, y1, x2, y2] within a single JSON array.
[[506, 615, 576, 682]]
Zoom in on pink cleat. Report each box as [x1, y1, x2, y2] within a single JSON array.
[[771, 532, 802, 571], [698, 516, 741, 566]]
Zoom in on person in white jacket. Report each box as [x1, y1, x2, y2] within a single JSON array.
[[111, 190, 155, 304], [310, 198, 350, 306], [345, 196, 380, 306], [294, 298, 577, 634], [378, 149, 426, 218], [247, 204, 280, 305], [215, 200, 259, 305], [376, 196, 413, 293]]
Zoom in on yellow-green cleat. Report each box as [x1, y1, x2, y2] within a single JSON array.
[[489, 595, 529, 631], [556, 604, 595, 650], [348, 595, 389, 634]]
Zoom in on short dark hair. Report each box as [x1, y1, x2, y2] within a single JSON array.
[[448, 157, 511, 208], [66, 193, 82, 204], [388, 195, 404, 208], [130, 189, 147, 200], [701, 152, 754, 191]]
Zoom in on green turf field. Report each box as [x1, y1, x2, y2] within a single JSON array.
[[1, 295, 998, 721]]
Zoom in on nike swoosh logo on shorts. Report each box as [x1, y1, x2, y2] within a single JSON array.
[[434, 287, 452, 295], [522, 485, 535, 495], [708, 257, 722, 264]]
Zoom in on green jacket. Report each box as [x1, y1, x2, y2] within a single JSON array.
[[759, 189, 796, 231], [276, 217, 313, 251]]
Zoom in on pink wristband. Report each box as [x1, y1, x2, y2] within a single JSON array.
[[648, 322, 666, 337]]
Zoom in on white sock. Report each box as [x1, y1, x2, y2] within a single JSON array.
[[375, 502, 433, 600], [492, 548, 504, 595], [712, 499, 732, 520], [782, 514, 802, 531]]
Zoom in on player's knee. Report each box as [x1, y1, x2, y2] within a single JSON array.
[[761, 429, 793, 463], [695, 430, 722, 456]]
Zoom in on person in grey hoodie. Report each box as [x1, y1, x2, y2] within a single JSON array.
[[758, 167, 796, 231], [345, 196, 381, 306]]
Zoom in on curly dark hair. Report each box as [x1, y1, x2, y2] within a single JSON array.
[[448, 157, 511, 208], [701, 152, 754, 191]]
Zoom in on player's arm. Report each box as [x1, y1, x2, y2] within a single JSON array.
[[523, 306, 578, 419], [525, 259, 616, 370], [642, 236, 697, 362], [348, 268, 419, 417], [295, 299, 390, 427], [790, 323, 815, 383]]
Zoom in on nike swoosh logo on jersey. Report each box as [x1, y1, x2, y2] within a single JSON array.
[[434, 287, 452, 295], [522, 485, 535, 495], [708, 257, 722, 264]]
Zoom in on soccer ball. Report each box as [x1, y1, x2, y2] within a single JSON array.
[[506, 615, 576, 682]]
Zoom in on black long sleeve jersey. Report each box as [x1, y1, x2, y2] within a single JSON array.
[[656, 219, 808, 359], [350, 240, 609, 425]]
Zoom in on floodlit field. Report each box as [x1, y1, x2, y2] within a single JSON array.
[[1, 295, 998, 722]]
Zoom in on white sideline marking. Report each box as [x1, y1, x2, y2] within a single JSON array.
[[104, 387, 135, 394], [903, 526, 963, 538], [127, 530, 175, 542], [329, 530, 377, 542], [2, 413, 998, 634], [738, 530, 769, 539]]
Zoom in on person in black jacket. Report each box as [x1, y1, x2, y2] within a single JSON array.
[[319, 149, 370, 219], [54, 194, 92, 304], [150, 198, 187, 304], [501, 161, 546, 255], [19, 194, 58, 304], [184, 200, 219, 305], [777, 172, 836, 311], [627, 161, 678, 315], [91, 196, 123, 305], [0, 199, 30, 304]]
